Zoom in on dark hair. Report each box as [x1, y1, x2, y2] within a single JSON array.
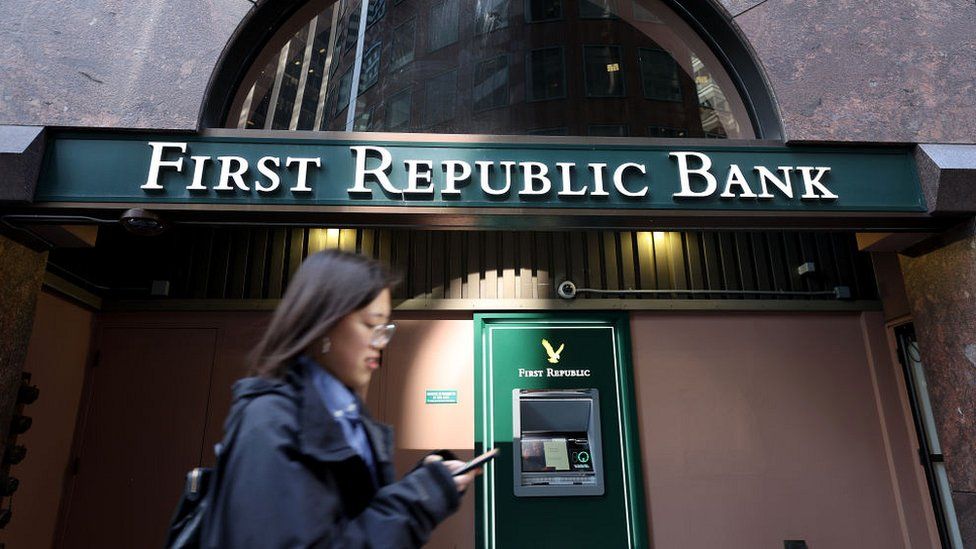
[[249, 250, 399, 378]]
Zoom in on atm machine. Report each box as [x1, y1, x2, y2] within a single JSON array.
[[475, 313, 647, 548], [512, 389, 604, 496]]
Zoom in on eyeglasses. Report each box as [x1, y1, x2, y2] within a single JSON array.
[[370, 323, 396, 348]]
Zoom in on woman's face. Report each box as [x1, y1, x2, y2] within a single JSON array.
[[320, 288, 392, 394]]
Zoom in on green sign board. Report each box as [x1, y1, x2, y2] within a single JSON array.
[[425, 389, 458, 404], [474, 313, 647, 548], [34, 131, 926, 213]]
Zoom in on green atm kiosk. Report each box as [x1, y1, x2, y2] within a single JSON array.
[[475, 313, 648, 548]]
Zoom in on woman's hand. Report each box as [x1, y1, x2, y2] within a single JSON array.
[[424, 455, 482, 494]]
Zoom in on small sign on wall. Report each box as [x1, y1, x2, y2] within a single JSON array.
[[426, 390, 458, 404]]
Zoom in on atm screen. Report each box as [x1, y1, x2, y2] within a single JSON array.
[[520, 432, 594, 473]]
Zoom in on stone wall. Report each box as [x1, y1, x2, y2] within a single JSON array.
[[0, 236, 47, 453], [0, 0, 973, 143]]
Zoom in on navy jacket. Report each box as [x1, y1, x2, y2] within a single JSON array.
[[205, 362, 460, 548]]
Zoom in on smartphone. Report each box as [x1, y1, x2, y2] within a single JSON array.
[[452, 448, 499, 476]]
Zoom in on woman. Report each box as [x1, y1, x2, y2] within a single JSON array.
[[205, 250, 477, 548]]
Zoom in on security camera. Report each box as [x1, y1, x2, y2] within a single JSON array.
[[120, 208, 168, 236], [557, 280, 577, 300]]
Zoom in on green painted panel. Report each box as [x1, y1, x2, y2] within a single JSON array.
[[474, 313, 648, 548], [35, 131, 925, 212]]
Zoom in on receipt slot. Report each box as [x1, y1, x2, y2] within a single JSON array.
[[513, 389, 604, 496]]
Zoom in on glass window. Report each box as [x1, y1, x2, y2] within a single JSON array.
[[527, 47, 565, 101], [334, 67, 354, 116], [473, 55, 509, 111], [387, 89, 412, 130], [429, 0, 459, 52], [359, 42, 382, 94], [583, 45, 624, 97], [579, 0, 617, 19], [231, 0, 756, 138], [296, 21, 335, 131], [354, 105, 378, 130], [639, 47, 682, 102], [270, 29, 309, 130], [526, 0, 561, 22], [632, 0, 662, 22], [344, 5, 361, 53], [425, 69, 457, 126], [367, 0, 387, 27], [588, 124, 628, 136], [475, 0, 509, 34], [390, 19, 416, 70], [647, 126, 687, 138]]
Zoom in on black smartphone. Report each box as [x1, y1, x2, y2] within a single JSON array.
[[452, 448, 499, 476]]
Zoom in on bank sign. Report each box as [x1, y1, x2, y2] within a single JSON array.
[[35, 132, 926, 212]]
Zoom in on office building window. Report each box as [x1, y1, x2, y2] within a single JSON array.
[[390, 19, 416, 70], [526, 0, 561, 22], [334, 66, 354, 116], [579, 0, 617, 19], [475, 0, 509, 33], [354, 105, 378, 131], [647, 126, 687, 138], [425, 69, 457, 125], [639, 48, 682, 101], [387, 89, 412, 130], [344, 6, 361, 53], [583, 45, 624, 97], [527, 47, 565, 101], [359, 42, 382, 94], [367, 0, 387, 27], [429, 0, 459, 52], [473, 55, 509, 111], [588, 124, 628, 136]]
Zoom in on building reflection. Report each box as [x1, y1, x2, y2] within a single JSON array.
[[230, 0, 752, 138]]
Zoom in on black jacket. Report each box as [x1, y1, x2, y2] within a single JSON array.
[[204, 361, 460, 548]]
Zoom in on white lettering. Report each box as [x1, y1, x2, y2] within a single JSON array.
[[214, 156, 250, 191], [719, 164, 757, 198], [756, 166, 794, 199], [478, 160, 515, 195], [255, 156, 281, 193], [587, 163, 610, 196], [798, 166, 837, 199], [613, 162, 648, 197], [349, 146, 399, 196], [143, 141, 187, 190], [556, 162, 586, 196], [286, 157, 320, 193], [441, 160, 472, 196], [186, 155, 210, 191], [670, 151, 716, 198], [519, 162, 551, 195], [403, 160, 435, 196]]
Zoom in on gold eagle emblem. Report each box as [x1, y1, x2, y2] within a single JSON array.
[[541, 339, 565, 364]]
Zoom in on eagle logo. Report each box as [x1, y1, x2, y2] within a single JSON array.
[[541, 339, 565, 364]]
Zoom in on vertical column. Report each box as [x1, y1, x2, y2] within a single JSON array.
[[0, 235, 47, 455], [900, 221, 976, 545]]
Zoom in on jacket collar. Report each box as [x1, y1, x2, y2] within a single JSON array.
[[291, 360, 394, 475]]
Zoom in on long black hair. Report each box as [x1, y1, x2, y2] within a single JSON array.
[[248, 250, 398, 378]]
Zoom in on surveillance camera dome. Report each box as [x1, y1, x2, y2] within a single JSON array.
[[119, 208, 168, 236], [557, 280, 577, 299]]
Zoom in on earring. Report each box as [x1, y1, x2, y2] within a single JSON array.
[[321, 337, 332, 354]]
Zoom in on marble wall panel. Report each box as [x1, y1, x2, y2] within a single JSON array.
[[900, 232, 976, 495], [735, 0, 976, 143], [0, 236, 47, 453], [0, 0, 250, 130]]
